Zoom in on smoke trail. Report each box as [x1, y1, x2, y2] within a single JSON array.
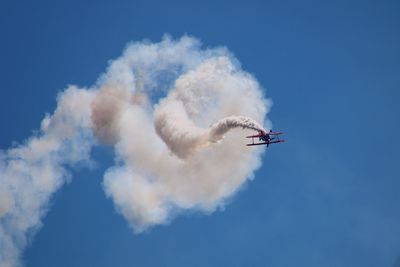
[[96, 39, 271, 231], [0, 35, 272, 266], [155, 113, 266, 159], [0, 87, 95, 267], [153, 56, 267, 159]]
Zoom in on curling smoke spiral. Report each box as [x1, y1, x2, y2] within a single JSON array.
[[0, 35, 272, 267]]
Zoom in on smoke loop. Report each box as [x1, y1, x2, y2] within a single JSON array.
[[0, 35, 272, 266]]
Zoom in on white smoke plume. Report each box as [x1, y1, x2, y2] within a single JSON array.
[[0, 87, 95, 267], [0, 35, 272, 266]]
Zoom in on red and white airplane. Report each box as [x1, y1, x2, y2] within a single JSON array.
[[246, 130, 285, 147]]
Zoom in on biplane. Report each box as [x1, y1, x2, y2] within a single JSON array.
[[246, 130, 285, 147]]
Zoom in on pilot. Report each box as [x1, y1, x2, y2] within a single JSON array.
[[261, 134, 271, 142], [262, 130, 273, 142]]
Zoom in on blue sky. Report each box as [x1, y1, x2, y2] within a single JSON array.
[[1, 0, 400, 266]]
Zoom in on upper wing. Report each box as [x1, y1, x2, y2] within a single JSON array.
[[268, 132, 284, 135], [246, 133, 264, 138], [246, 131, 283, 138]]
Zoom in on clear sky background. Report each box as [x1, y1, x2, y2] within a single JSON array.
[[1, 0, 400, 266]]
